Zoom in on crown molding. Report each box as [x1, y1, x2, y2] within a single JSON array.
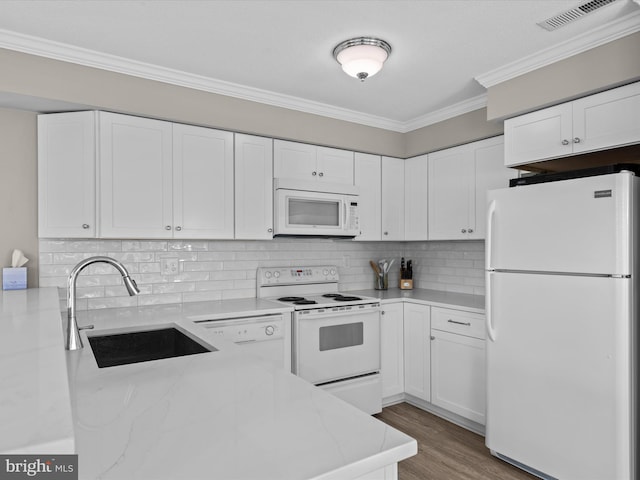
[[401, 94, 487, 133], [475, 9, 640, 88]]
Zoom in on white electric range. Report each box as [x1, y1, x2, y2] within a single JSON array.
[[257, 266, 382, 414]]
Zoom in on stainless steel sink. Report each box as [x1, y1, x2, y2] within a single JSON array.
[[87, 327, 216, 368]]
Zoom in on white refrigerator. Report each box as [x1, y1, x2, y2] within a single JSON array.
[[485, 171, 637, 480]]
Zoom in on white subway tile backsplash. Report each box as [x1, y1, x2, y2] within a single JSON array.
[[40, 238, 486, 311]]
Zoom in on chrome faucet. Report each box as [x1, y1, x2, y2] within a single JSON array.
[[66, 256, 140, 350]]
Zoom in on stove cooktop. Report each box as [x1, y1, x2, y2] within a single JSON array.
[[273, 292, 379, 309]]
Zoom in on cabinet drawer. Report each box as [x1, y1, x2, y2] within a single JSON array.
[[431, 307, 485, 339]]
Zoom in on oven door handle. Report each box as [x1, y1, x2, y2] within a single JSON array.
[[295, 307, 380, 322]]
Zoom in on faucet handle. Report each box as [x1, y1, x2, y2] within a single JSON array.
[[78, 324, 95, 331]]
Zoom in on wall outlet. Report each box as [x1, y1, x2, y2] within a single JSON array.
[[161, 258, 179, 275]]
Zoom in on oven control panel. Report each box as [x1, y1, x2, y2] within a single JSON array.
[[258, 265, 339, 285]]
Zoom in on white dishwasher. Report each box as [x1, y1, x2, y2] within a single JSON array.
[[194, 314, 289, 370]]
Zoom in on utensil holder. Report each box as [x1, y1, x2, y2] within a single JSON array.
[[375, 273, 388, 290]]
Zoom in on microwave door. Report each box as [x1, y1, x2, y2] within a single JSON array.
[[275, 189, 350, 236]]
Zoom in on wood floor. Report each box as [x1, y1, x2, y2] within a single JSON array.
[[374, 403, 537, 480]]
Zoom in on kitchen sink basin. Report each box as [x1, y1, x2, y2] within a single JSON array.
[[87, 327, 216, 368]]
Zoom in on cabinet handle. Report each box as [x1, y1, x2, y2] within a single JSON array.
[[319, 172, 324, 177], [165, 225, 172, 231], [175, 226, 182, 231], [447, 319, 471, 326], [561, 139, 570, 145], [461, 228, 467, 233], [82, 224, 90, 229], [468, 228, 473, 233], [430, 335, 435, 340], [267, 228, 273, 233], [573, 137, 581, 144], [312, 171, 317, 176]]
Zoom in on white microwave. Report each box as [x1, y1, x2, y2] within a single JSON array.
[[274, 180, 360, 237]]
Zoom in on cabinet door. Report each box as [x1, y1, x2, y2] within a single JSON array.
[[403, 303, 430, 402], [572, 81, 640, 154], [38, 111, 96, 238], [428, 144, 474, 240], [354, 153, 381, 241], [381, 157, 405, 240], [99, 112, 173, 238], [173, 124, 234, 239], [431, 330, 486, 425], [504, 103, 573, 166], [381, 302, 404, 400], [235, 134, 274, 239], [404, 154, 428, 240], [273, 140, 316, 181], [317, 146, 354, 185], [472, 136, 517, 239]]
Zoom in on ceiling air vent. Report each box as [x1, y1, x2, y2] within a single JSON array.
[[537, 0, 621, 31]]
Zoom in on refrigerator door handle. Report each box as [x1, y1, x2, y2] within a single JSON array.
[[486, 271, 496, 342], [486, 199, 496, 271]]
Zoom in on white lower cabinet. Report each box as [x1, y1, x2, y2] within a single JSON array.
[[430, 307, 486, 425], [380, 302, 404, 401], [403, 303, 431, 402]]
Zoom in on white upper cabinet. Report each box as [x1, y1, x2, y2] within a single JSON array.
[[173, 124, 234, 239], [273, 139, 354, 185], [381, 157, 405, 240], [429, 136, 515, 240], [404, 154, 429, 240], [234, 134, 274, 240], [354, 152, 381, 241], [99, 112, 173, 239], [505, 81, 640, 167], [38, 111, 96, 238], [99, 112, 234, 239]]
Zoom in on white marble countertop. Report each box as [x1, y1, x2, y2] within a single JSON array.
[[0, 288, 75, 454], [2, 288, 416, 479], [346, 287, 485, 314]]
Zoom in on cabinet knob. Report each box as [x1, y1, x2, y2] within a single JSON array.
[[165, 225, 172, 231], [562, 139, 570, 145], [573, 137, 581, 144], [319, 172, 324, 177], [468, 228, 473, 233], [267, 228, 273, 233], [430, 335, 435, 341], [175, 226, 182, 231], [381, 311, 385, 315], [82, 224, 90, 229], [312, 171, 317, 176], [461, 228, 467, 233], [384, 231, 389, 235]]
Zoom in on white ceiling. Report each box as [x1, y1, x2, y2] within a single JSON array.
[[0, 0, 638, 131]]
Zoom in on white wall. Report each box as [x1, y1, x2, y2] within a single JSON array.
[[39, 238, 486, 311]]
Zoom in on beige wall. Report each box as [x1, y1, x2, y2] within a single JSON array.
[[0, 48, 405, 157], [0, 108, 38, 287], [404, 108, 503, 157], [486, 31, 640, 120]]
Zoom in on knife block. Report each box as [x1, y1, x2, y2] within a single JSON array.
[[399, 279, 413, 290]]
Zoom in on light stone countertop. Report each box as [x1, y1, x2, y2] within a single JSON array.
[[2, 288, 417, 479], [346, 287, 485, 314]]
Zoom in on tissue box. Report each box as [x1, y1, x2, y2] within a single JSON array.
[[3, 267, 27, 290]]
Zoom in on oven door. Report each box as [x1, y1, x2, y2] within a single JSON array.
[[294, 306, 380, 385]]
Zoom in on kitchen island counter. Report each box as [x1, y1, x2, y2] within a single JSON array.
[[3, 288, 417, 479]]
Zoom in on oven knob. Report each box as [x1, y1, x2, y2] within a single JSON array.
[[330, 268, 336, 276], [265, 325, 275, 336], [265, 271, 272, 278], [322, 269, 329, 276], [273, 271, 280, 278]]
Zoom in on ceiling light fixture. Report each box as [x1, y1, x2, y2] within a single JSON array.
[[333, 37, 392, 82]]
